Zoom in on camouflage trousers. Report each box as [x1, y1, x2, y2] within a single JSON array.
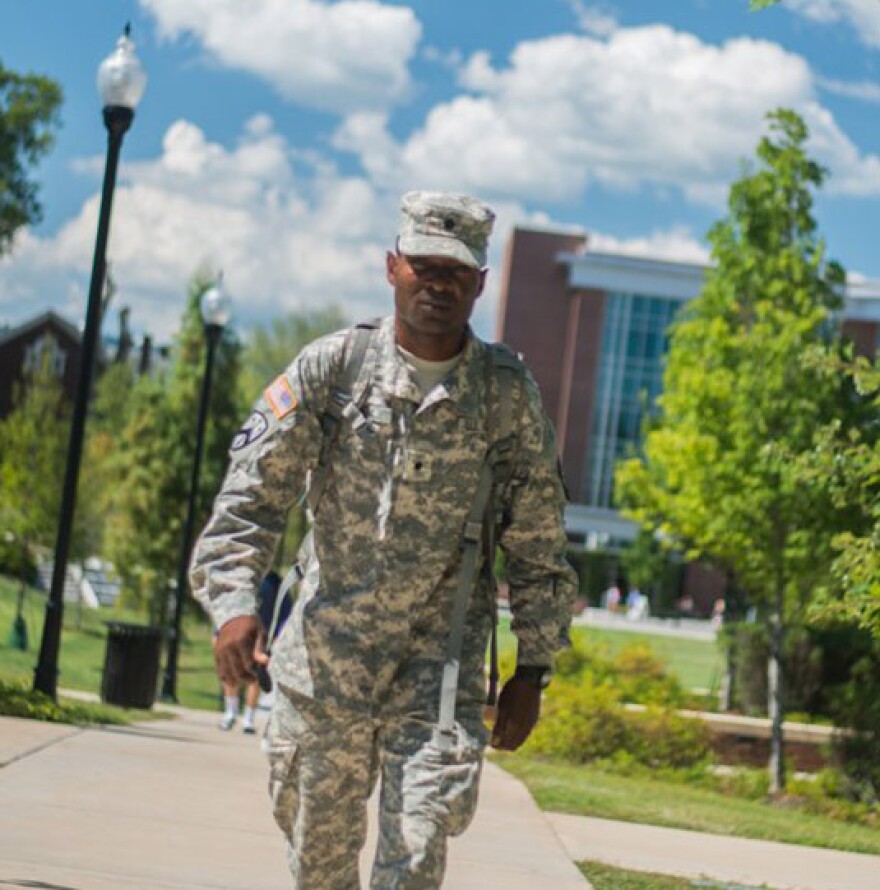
[[265, 687, 486, 889]]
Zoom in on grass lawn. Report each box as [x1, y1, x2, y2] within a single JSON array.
[[579, 861, 776, 889], [496, 754, 880, 856], [498, 617, 722, 692], [0, 575, 221, 712]]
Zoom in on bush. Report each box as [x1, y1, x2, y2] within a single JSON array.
[[831, 649, 880, 807], [525, 673, 711, 769], [528, 677, 630, 762], [0, 679, 129, 725], [554, 638, 686, 707]]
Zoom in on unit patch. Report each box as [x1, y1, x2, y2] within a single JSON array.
[[265, 375, 297, 420], [231, 410, 269, 451]]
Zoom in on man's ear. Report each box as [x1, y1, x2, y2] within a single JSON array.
[[386, 251, 399, 287], [475, 268, 488, 298]]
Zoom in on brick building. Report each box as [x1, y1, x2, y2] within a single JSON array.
[[497, 227, 880, 606], [0, 311, 82, 419]]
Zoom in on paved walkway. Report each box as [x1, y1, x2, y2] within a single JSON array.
[[550, 813, 880, 890], [3, 706, 878, 890], [0, 708, 588, 889]]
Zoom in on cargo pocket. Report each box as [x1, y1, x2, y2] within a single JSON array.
[[418, 728, 484, 837], [267, 740, 300, 842]]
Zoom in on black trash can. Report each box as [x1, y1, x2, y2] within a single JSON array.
[[101, 622, 162, 709]]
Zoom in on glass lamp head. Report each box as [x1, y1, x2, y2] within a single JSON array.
[[97, 25, 147, 109], [201, 276, 232, 329]]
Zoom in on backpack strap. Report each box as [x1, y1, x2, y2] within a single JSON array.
[[307, 318, 381, 514], [435, 343, 527, 745], [482, 344, 527, 712], [435, 457, 496, 750]]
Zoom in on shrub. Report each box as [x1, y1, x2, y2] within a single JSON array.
[[622, 707, 712, 770], [831, 650, 880, 807], [526, 674, 711, 769], [527, 677, 630, 763], [553, 638, 685, 707], [0, 679, 129, 725]]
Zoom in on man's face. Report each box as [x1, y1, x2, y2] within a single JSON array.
[[387, 251, 486, 346]]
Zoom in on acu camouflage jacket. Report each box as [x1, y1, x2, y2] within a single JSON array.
[[190, 316, 576, 720]]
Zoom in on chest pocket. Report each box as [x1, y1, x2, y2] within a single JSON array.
[[334, 392, 392, 470]]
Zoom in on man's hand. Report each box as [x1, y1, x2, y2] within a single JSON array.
[[490, 675, 542, 751], [214, 615, 262, 685]]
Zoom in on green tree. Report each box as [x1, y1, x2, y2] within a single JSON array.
[[237, 306, 348, 562], [0, 355, 69, 557], [616, 109, 849, 793], [0, 62, 62, 255], [237, 307, 347, 410], [794, 355, 880, 637], [103, 272, 243, 622]]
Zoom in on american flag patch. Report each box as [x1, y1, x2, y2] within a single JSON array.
[[264, 375, 297, 419]]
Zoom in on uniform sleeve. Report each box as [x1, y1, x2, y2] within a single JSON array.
[[188, 332, 345, 629], [498, 370, 578, 668]]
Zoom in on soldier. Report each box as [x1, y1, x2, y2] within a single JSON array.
[[190, 190, 576, 889]]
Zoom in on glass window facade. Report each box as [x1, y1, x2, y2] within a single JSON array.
[[585, 292, 682, 507]]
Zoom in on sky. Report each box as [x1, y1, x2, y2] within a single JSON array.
[[1, 0, 880, 344]]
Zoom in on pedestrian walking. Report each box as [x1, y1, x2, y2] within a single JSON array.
[[190, 190, 576, 889]]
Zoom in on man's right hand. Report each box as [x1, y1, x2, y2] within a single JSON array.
[[214, 615, 262, 684]]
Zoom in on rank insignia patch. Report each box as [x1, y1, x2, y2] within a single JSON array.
[[265, 375, 297, 420], [231, 411, 269, 451]]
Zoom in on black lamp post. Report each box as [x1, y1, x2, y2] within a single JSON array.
[[160, 276, 231, 703], [34, 26, 147, 699]]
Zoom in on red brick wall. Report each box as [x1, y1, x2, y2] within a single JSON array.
[[558, 289, 606, 498], [841, 319, 878, 358], [497, 227, 587, 443]]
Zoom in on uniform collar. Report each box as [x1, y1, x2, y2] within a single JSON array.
[[375, 316, 484, 415]]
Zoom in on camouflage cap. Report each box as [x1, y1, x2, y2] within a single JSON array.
[[398, 191, 495, 269]]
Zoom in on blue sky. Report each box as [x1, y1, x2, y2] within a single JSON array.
[[1, 0, 879, 343]]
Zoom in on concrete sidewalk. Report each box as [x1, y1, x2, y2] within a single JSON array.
[[550, 812, 880, 890], [0, 708, 588, 889]]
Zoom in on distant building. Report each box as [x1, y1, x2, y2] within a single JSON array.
[[0, 309, 171, 420], [0, 311, 82, 419], [497, 227, 880, 605]]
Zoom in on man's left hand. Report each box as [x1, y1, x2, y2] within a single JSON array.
[[490, 676, 542, 751]]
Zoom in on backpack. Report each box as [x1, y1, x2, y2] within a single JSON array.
[[271, 319, 527, 737]]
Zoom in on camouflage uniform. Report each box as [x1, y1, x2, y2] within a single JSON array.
[[190, 195, 575, 889]]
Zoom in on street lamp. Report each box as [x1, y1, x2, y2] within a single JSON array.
[[160, 276, 231, 702], [34, 26, 147, 699]]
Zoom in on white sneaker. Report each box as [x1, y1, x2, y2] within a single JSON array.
[[242, 718, 256, 735], [219, 712, 236, 731]]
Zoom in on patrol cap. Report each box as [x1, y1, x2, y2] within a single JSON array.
[[397, 191, 495, 269]]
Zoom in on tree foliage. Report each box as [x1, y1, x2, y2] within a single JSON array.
[[794, 355, 880, 636], [615, 109, 855, 791], [237, 306, 347, 412], [0, 62, 62, 255], [103, 273, 243, 619], [0, 355, 69, 551]]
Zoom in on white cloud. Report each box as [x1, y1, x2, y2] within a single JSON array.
[[0, 118, 401, 342], [139, 0, 422, 113], [564, 1, 619, 37], [789, 0, 880, 47], [337, 24, 880, 206], [818, 76, 880, 103], [587, 226, 710, 265], [0, 117, 536, 343]]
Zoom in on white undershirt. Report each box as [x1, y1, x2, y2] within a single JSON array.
[[397, 345, 462, 398]]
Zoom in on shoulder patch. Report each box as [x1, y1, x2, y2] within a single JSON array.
[[231, 410, 269, 452], [265, 375, 297, 420]]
